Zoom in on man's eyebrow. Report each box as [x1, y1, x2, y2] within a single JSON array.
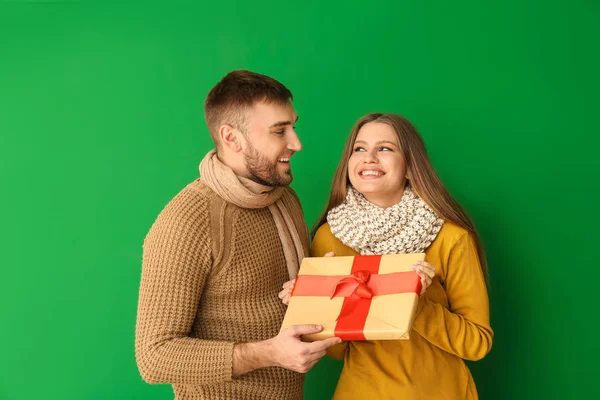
[[269, 116, 298, 129]]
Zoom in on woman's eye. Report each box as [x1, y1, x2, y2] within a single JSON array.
[[353, 147, 366, 152], [380, 147, 392, 151]]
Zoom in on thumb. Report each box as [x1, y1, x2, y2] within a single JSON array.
[[286, 324, 323, 337], [324, 251, 335, 257]]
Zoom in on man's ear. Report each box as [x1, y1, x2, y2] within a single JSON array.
[[219, 124, 243, 152]]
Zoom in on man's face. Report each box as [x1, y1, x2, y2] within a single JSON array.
[[240, 101, 301, 187]]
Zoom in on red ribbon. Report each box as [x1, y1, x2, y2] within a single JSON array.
[[330, 270, 373, 300], [291, 255, 422, 340]]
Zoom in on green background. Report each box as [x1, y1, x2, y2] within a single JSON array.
[[1, 1, 599, 399]]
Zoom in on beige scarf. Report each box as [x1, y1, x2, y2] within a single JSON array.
[[199, 150, 308, 279], [328, 185, 444, 255]]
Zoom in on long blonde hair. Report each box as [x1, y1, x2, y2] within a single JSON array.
[[313, 113, 489, 282]]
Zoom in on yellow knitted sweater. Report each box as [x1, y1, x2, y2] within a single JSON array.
[[312, 222, 493, 400], [135, 179, 308, 399]]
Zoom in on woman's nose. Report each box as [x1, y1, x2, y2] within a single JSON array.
[[363, 150, 378, 163]]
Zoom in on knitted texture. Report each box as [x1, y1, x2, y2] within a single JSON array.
[[199, 149, 309, 279], [135, 179, 307, 399], [327, 185, 444, 255]]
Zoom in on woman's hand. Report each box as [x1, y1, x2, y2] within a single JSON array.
[[278, 279, 296, 305], [279, 251, 335, 305], [413, 261, 436, 295]]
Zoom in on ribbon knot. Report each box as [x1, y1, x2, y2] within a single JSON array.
[[330, 269, 373, 303]]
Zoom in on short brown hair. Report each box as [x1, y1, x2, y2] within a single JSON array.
[[204, 70, 293, 144]]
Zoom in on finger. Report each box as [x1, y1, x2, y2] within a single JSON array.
[[324, 251, 335, 257], [415, 265, 435, 281], [421, 262, 436, 278], [424, 269, 435, 280], [282, 295, 290, 305], [415, 269, 427, 282], [278, 289, 289, 299], [420, 276, 432, 295], [420, 275, 430, 293], [281, 284, 294, 294], [424, 275, 432, 287], [307, 336, 342, 353], [421, 273, 432, 286], [282, 279, 296, 289], [286, 324, 323, 337]]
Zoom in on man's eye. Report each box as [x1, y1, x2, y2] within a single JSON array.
[[274, 130, 285, 135]]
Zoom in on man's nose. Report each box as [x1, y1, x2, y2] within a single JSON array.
[[287, 130, 302, 152]]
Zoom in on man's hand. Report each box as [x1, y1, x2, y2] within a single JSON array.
[[233, 324, 341, 376], [267, 325, 342, 373]]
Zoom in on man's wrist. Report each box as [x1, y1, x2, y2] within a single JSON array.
[[232, 340, 274, 376]]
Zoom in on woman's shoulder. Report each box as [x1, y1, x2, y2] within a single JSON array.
[[312, 223, 336, 252], [314, 222, 333, 240], [434, 220, 472, 248], [311, 223, 358, 257]]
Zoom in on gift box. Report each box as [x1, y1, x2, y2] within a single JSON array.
[[280, 253, 424, 341]]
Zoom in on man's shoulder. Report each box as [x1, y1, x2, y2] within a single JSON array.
[[151, 179, 217, 229], [167, 179, 213, 208]]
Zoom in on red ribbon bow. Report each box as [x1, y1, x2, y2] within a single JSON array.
[[330, 270, 373, 300], [330, 270, 374, 320]]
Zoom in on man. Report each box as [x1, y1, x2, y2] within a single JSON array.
[[135, 70, 340, 399]]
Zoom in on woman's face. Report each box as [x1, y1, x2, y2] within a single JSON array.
[[348, 122, 408, 208]]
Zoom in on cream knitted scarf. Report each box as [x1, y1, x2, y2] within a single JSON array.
[[199, 150, 308, 279], [327, 185, 444, 255]]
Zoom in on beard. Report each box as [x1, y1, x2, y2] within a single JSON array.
[[243, 140, 293, 187]]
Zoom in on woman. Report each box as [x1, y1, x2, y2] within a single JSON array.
[[280, 113, 492, 399]]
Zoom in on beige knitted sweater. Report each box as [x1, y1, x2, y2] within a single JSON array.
[[135, 179, 308, 399]]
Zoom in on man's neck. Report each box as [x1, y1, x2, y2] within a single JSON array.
[[216, 150, 250, 179]]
